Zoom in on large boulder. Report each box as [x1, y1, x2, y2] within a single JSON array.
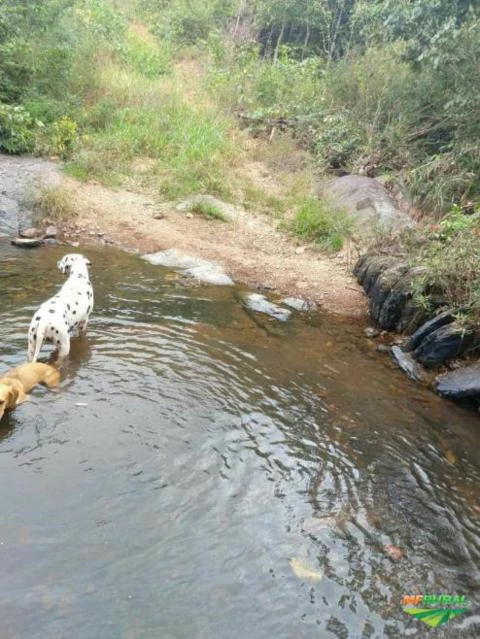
[[404, 311, 456, 352], [437, 363, 480, 400], [362, 255, 399, 294], [377, 266, 428, 331], [369, 264, 409, 322], [321, 175, 413, 233], [413, 323, 475, 369]]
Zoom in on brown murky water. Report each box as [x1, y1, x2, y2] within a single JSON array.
[[0, 242, 479, 638]]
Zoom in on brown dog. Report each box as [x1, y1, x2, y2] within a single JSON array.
[[0, 362, 60, 420]]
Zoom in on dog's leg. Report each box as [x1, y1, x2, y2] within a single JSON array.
[[77, 319, 89, 335], [55, 334, 71, 364]]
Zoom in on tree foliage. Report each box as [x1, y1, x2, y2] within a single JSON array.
[[1, 0, 479, 212]]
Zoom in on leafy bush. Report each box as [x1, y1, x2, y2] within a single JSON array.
[[120, 30, 172, 77], [0, 103, 43, 153], [49, 116, 78, 159], [394, 205, 480, 319]]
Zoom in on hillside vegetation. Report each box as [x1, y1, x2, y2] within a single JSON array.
[[1, 0, 480, 316]]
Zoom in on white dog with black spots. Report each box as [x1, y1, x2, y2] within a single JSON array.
[[28, 254, 94, 363]]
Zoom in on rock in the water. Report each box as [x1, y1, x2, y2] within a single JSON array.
[[321, 175, 414, 233], [11, 237, 43, 248], [244, 293, 292, 321], [377, 344, 391, 353], [20, 226, 41, 239], [437, 363, 480, 399], [404, 310, 455, 352], [364, 326, 380, 338], [288, 557, 323, 582], [43, 225, 58, 238], [281, 297, 316, 312], [391, 345, 424, 381], [142, 249, 234, 286], [413, 323, 475, 369]]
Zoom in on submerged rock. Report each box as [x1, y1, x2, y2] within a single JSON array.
[[19, 226, 41, 239], [43, 225, 58, 239], [288, 557, 323, 582], [11, 237, 43, 248], [391, 345, 424, 381], [437, 364, 480, 400], [142, 249, 234, 286], [244, 293, 292, 321]]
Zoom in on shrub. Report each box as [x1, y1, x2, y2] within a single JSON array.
[[395, 206, 480, 319], [0, 103, 43, 153], [287, 197, 354, 251], [50, 116, 78, 159], [32, 184, 77, 221]]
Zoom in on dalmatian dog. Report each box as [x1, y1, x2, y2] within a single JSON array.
[[28, 254, 94, 363]]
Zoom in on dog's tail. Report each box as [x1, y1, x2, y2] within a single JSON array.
[[29, 319, 48, 363]]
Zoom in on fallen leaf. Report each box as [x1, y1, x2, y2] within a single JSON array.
[[445, 449, 457, 465], [288, 558, 323, 582]]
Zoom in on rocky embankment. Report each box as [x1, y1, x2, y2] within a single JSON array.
[[354, 252, 480, 406]]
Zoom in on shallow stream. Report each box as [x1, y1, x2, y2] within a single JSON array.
[[0, 240, 479, 638]]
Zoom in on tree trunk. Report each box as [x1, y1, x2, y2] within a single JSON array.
[[273, 20, 286, 63], [302, 19, 311, 60], [327, 0, 346, 65]]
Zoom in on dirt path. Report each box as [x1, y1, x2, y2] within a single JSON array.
[[58, 176, 367, 316], [0, 150, 367, 316]]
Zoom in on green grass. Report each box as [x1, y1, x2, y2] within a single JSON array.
[[68, 57, 234, 198], [287, 196, 354, 251], [378, 205, 480, 321], [189, 200, 228, 221]]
